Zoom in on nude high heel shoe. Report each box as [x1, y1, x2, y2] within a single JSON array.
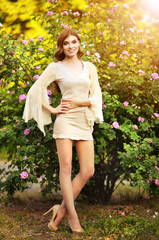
[[68, 218, 84, 234], [69, 227, 84, 234], [43, 204, 60, 231]]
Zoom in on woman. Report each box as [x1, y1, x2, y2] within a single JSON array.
[[23, 28, 103, 233]]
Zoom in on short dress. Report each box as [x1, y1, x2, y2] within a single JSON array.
[[53, 61, 93, 140], [22, 61, 103, 139]]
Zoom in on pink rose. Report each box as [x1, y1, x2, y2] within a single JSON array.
[[19, 94, 26, 102], [108, 62, 116, 67], [123, 3, 129, 8], [152, 73, 159, 80], [63, 11, 69, 16], [140, 39, 145, 44], [47, 11, 53, 16], [20, 171, 28, 179], [38, 48, 44, 52], [154, 113, 159, 118], [137, 29, 144, 33], [37, 36, 44, 41], [29, 38, 34, 42], [120, 41, 126, 46], [132, 125, 138, 130], [102, 104, 107, 108], [129, 13, 134, 20], [24, 129, 30, 135], [73, 11, 80, 16], [138, 117, 144, 122], [111, 8, 116, 13], [21, 40, 28, 45], [155, 179, 159, 186], [23, 156, 27, 160], [148, 139, 152, 143], [33, 75, 39, 80], [8, 51, 14, 55], [122, 51, 129, 55], [61, 23, 66, 28], [42, 185, 46, 190], [86, 51, 90, 56], [149, 177, 153, 182], [47, 90, 52, 95], [129, 28, 135, 33], [123, 101, 129, 107], [155, 166, 159, 172], [113, 122, 119, 129], [138, 70, 145, 74], [94, 52, 100, 58]]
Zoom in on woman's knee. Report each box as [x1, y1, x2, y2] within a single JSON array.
[[88, 166, 95, 179], [60, 162, 72, 175], [81, 166, 95, 181]]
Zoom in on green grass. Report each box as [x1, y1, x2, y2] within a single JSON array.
[[0, 192, 159, 240], [0, 150, 158, 239]]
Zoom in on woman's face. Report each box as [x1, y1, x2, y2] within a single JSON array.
[[62, 35, 79, 58]]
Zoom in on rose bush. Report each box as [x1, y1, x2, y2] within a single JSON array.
[[0, 0, 159, 203]]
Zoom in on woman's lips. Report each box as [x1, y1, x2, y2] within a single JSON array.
[[68, 49, 75, 53]]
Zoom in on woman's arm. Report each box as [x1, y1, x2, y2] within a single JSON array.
[[23, 62, 60, 136], [61, 98, 91, 109], [42, 99, 70, 114], [78, 99, 91, 108]]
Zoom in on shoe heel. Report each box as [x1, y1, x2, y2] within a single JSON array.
[[43, 206, 54, 216]]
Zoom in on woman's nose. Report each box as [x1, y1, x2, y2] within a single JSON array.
[[68, 43, 73, 48]]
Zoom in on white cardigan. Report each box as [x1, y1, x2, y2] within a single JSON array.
[[22, 61, 103, 136]]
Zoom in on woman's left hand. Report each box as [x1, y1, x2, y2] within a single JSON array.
[[61, 98, 79, 109]]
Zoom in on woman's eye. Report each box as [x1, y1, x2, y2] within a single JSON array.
[[73, 40, 77, 43], [63, 42, 68, 45]]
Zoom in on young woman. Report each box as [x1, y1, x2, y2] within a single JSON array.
[[23, 28, 103, 233]]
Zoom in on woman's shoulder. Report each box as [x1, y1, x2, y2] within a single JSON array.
[[47, 61, 61, 71], [48, 61, 57, 67], [83, 61, 97, 72]]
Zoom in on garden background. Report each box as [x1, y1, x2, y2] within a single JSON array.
[[0, 0, 159, 239]]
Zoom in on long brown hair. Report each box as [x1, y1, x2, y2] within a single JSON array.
[[55, 28, 84, 62]]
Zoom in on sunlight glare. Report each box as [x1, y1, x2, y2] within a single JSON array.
[[144, 0, 159, 15], [142, 14, 151, 22]]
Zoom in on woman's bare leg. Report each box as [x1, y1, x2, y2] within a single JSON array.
[[54, 140, 94, 227], [55, 139, 82, 230]]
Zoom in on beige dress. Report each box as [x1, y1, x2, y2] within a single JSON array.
[[53, 61, 93, 140], [22, 61, 103, 139]]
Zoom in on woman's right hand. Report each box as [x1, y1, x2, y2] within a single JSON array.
[[51, 102, 70, 115]]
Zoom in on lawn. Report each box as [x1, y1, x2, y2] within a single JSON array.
[[0, 189, 159, 240], [0, 152, 159, 240]]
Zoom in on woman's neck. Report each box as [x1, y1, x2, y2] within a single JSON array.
[[62, 55, 80, 64]]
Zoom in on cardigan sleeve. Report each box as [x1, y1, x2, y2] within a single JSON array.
[[22, 62, 56, 136], [85, 62, 103, 125]]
